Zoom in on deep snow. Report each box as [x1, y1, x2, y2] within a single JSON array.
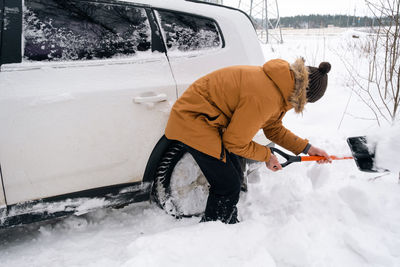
[[374, 124, 400, 173], [1, 27, 400, 267]]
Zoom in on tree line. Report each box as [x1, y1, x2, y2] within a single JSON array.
[[259, 15, 392, 29]]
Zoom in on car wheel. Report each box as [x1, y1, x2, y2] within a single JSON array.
[[149, 138, 265, 218], [151, 141, 210, 218]]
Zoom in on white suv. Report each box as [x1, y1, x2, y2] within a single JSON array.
[[0, 0, 264, 228]]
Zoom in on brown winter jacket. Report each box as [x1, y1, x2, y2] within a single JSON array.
[[165, 58, 310, 162]]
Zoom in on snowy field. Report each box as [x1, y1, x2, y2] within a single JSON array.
[[1, 28, 400, 267]]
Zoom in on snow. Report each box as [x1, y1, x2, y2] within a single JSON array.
[[373, 124, 400, 173], [23, 3, 152, 62], [1, 28, 400, 267], [123, 221, 276, 267], [168, 153, 209, 216]]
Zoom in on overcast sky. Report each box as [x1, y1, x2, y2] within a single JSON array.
[[224, 0, 371, 17]]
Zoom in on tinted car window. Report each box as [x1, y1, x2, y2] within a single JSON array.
[[23, 0, 151, 61], [155, 10, 221, 52], [1, 1, 23, 64]]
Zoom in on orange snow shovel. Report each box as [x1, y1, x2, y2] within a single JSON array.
[[271, 136, 387, 173], [270, 147, 353, 168]]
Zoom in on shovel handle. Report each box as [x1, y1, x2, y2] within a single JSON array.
[[301, 156, 353, 161], [270, 147, 353, 168], [270, 147, 301, 167]]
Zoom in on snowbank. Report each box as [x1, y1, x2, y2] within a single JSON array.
[[372, 124, 400, 173], [122, 221, 275, 267]]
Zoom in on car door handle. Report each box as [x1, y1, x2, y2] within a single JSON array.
[[133, 92, 167, 103]]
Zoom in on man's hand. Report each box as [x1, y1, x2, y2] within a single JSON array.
[[266, 154, 283, 172], [308, 145, 332, 164]]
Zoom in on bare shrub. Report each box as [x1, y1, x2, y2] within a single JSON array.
[[340, 0, 400, 126]]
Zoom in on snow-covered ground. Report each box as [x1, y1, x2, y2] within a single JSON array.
[[1, 28, 400, 267]]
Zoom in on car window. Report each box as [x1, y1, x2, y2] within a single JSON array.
[[23, 0, 151, 61], [1, 1, 23, 65], [155, 10, 222, 52]]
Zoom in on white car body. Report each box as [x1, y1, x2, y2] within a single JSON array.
[[0, 0, 264, 227]]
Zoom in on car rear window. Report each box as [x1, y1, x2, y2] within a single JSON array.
[[155, 10, 222, 52], [23, 0, 151, 61]]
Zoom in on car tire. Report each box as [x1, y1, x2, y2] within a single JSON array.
[[148, 137, 266, 218], [151, 141, 211, 218]]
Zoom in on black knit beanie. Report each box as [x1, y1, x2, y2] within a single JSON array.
[[307, 62, 331, 103]]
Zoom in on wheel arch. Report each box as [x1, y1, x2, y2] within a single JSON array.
[[142, 135, 173, 184]]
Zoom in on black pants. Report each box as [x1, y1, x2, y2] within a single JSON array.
[[184, 145, 243, 224]]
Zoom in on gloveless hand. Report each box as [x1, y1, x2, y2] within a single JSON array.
[[308, 145, 332, 164], [266, 154, 283, 172]]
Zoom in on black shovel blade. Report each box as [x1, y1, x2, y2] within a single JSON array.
[[347, 136, 378, 172]]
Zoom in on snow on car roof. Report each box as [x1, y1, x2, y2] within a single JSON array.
[[122, 0, 243, 20]]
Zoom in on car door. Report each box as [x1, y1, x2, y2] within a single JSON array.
[[0, 0, 176, 205]]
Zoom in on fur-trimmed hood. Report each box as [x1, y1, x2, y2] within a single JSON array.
[[262, 58, 309, 113]]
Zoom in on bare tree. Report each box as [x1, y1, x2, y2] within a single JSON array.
[[341, 0, 399, 126], [368, 0, 400, 122]]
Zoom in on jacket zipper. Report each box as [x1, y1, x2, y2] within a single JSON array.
[[218, 128, 225, 161], [219, 141, 225, 161]]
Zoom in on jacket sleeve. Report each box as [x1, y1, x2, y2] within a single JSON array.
[[263, 118, 308, 155], [222, 96, 271, 162]]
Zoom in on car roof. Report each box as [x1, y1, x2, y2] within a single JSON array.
[[120, 0, 252, 26]]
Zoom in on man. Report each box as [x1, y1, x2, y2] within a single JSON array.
[[165, 58, 331, 224]]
